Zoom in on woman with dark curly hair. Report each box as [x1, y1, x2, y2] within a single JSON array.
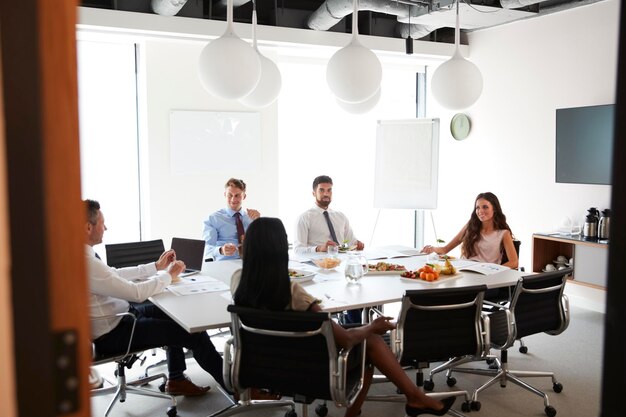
[[421, 192, 518, 268]]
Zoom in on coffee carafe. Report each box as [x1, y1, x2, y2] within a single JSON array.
[[583, 207, 599, 239], [599, 209, 611, 240]]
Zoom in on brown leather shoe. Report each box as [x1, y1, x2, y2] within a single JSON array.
[[165, 377, 211, 396]]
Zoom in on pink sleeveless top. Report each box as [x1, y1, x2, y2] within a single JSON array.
[[468, 229, 505, 264]]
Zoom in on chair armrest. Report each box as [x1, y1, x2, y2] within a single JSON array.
[[92, 312, 137, 360], [335, 339, 367, 408], [222, 336, 235, 393]]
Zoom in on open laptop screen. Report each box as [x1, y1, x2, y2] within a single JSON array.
[[171, 237, 205, 272]]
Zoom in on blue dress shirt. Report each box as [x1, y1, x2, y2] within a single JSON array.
[[202, 208, 254, 261]]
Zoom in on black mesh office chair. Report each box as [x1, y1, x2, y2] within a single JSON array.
[[450, 269, 571, 417], [367, 285, 490, 415], [208, 305, 367, 417], [105, 239, 165, 268], [91, 312, 177, 417]]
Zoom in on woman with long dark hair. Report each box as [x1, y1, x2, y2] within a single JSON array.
[[232, 217, 455, 417], [422, 192, 518, 268]]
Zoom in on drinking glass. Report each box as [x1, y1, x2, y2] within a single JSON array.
[[345, 256, 365, 284], [327, 245, 339, 258]]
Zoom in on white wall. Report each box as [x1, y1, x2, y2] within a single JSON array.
[[140, 39, 280, 245], [424, 0, 619, 269]]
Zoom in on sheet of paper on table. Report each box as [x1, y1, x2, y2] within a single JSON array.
[[168, 276, 230, 296]]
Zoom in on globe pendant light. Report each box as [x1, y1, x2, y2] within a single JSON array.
[[336, 87, 381, 114], [198, 0, 261, 100], [431, 0, 483, 110], [239, 2, 282, 108], [326, 0, 382, 104]]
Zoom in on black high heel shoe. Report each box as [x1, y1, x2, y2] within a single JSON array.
[[405, 396, 456, 416]]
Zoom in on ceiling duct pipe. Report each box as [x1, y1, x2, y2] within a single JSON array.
[[398, 23, 443, 39], [151, 0, 189, 15], [500, 0, 546, 7], [307, 0, 428, 31]]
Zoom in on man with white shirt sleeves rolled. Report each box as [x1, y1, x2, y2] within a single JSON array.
[[85, 199, 225, 396], [202, 178, 260, 261], [293, 175, 364, 254]]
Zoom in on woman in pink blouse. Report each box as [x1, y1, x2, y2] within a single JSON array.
[[422, 192, 518, 269]]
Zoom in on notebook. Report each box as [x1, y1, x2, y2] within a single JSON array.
[[171, 237, 205, 277]]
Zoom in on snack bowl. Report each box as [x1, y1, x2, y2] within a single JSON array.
[[313, 257, 342, 270]]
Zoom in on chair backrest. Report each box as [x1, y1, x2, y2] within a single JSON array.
[[501, 239, 521, 265], [105, 239, 165, 268], [510, 268, 571, 340], [226, 304, 365, 407], [394, 285, 488, 366]]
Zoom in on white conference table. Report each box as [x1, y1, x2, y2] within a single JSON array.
[[150, 254, 525, 334]]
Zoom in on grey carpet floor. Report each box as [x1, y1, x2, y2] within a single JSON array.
[[91, 304, 603, 417]]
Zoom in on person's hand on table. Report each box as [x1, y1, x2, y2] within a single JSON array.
[[246, 208, 261, 220], [316, 241, 337, 252], [355, 240, 365, 250], [221, 243, 238, 256], [156, 249, 176, 270], [421, 245, 443, 255]]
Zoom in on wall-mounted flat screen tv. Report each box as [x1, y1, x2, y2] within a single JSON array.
[[555, 104, 614, 185]]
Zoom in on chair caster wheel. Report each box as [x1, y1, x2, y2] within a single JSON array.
[[545, 405, 557, 417], [159, 382, 166, 392], [285, 409, 297, 417], [166, 406, 177, 416], [519, 346, 529, 354], [446, 377, 457, 387], [553, 382, 563, 393], [461, 401, 471, 412], [423, 380, 434, 391], [486, 358, 495, 365], [315, 403, 328, 417], [470, 401, 481, 411]]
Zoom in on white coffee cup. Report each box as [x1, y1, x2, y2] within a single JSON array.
[[545, 264, 557, 271], [557, 255, 568, 263]]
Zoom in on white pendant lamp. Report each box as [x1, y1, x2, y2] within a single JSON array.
[[336, 87, 381, 114], [431, 0, 483, 110], [326, 0, 382, 104], [239, 3, 282, 108], [198, 0, 261, 100]]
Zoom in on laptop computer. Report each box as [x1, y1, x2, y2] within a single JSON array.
[[171, 237, 205, 277]]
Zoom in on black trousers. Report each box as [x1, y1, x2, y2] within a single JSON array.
[[94, 302, 225, 388]]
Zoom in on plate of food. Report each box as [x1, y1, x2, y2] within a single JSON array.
[[367, 261, 407, 275], [399, 263, 462, 283], [313, 257, 342, 270], [288, 269, 316, 283], [400, 270, 463, 283]]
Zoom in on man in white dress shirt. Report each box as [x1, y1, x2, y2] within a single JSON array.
[[293, 175, 364, 254], [85, 199, 225, 396], [293, 176, 364, 324]]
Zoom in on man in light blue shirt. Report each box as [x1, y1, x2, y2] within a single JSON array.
[[202, 178, 260, 261]]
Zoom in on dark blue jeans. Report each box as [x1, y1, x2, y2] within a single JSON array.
[[94, 302, 225, 389]]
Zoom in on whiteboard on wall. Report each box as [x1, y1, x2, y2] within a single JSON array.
[[170, 110, 261, 175], [374, 118, 440, 209]]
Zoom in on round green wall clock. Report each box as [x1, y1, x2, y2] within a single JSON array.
[[450, 113, 471, 140]]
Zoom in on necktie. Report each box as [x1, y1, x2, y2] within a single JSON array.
[[95, 252, 102, 260], [234, 212, 245, 244], [323, 211, 339, 244]]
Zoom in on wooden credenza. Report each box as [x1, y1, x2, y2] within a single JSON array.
[[532, 233, 609, 288]]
